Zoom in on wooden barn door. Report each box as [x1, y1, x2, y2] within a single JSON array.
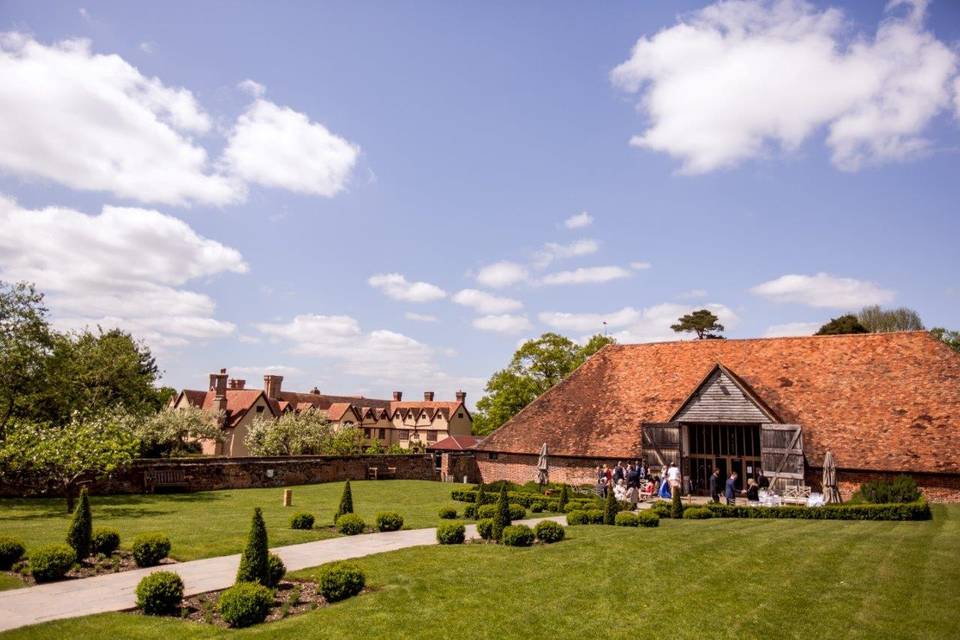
[[641, 422, 681, 472], [760, 423, 805, 492]]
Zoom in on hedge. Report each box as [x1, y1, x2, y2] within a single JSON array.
[[638, 511, 660, 527], [218, 582, 273, 628], [451, 489, 598, 511], [316, 562, 365, 602], [131, 533, 171, 567], [375, 511, 404, 532], [501, 524, 535, 547], [290, 513, 315, 530], [615, 512, 639, 527], [705, 499, 931, 521], [477, 518, 495, 540], [436, 521, 466, 544], [683, 507, 712, 520], [91, 528, 120, 556], [508, 504, 527, 520], [29, 544, 75, 582], [534, 520, 565, 543], [135, 571, 184, 615], [566, 510, 589, 526], [336, 514, 366, 535], [0, 536, 26, 570], [438, 506, 458, 520], [463, 503, 478, 519]]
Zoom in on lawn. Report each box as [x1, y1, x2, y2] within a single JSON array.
[[3, 504, 958, 639], [0, 480, 463, 564]]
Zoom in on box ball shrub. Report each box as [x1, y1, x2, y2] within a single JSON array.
[[638, 511, 660, 527], [683, 506, 713, 520], [463, 503, 478, 519], [375, 511, 404, 532], [586, 509, 604, 524], [566, 510, 589, 526], [477, 518, 495, 540], [218, 582, 274, 628], [615, 512, 639, 527], [534, 520, 565, 543], [650, 501, 671, 518], [132, 533, 171, 567], [501, 524, 535, 547], [0, 536, 26, 570], [563, 502, 583, 514], [29, 544, 75, 583], [530, 501, 545, 513], [436, 521, 466, 545], [316, 562, 365, 602], [91, 528, 120, 556], [289, 513, 315, 530], [267, 553, 286, 588], [477, 504, 497, 519], [336, 513, 366, 536], [508, 504, 527, 520], [135, 571, 184, 615], [438, 506, 458, 520], [546, 500, 560, 512]]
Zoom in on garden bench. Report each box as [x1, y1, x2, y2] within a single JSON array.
[[367, 466, 379, 480], [382, 466, 397, 479], [780, 485, 812, 505], [144, 468, 188, 493]]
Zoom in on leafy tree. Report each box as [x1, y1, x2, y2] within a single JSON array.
[[816, 314, 869, 335], [857, 305, 925, 332], [365, 440, 385, 455], [66, 488, 93, 559], [244, 409, 332, 456], [386, 443, 408, 455], [492, 485, 511, 541], [930, 327, 960, 354], [236, 508, 269, 585], [670, 309, 725, 339], [336, 481, 354, 522], [136, 406, 224, 457], [326, 426, 363, 456]]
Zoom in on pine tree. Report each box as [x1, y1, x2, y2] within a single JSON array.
[[475, 484, 487, 508], [671, 487, 683, 519], [236, 507, 269, 585], [603, 488, 618, 525], [558, 484, 569, 512], [335, 480, 354, 522], [492, 485, 511, 541], [66, 488, 93, 559]]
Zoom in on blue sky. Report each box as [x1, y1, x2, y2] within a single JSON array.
[[1, 0, 959, 404]]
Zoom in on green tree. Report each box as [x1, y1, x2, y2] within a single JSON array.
[[671, 488, 683, 519], [236, 508, 269, 585], [603, 489, 618, 525], [930, 327, 960, 354], [136, 405, 224, 457], [66, 488, 93, 559], [557, 484, 569, 512], [816, 314, 869, 335], [335, 481, 354, 522], [475, 484, 487, 508], [492, 485, 511, 541], [857, 306, 925, 332], [244, 409, 333, 456], [671, 309, 725, 339]]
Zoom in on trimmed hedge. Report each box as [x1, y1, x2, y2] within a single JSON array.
[[683, 507, 713, 520], [451, 488, 599, 511], [218, 582, 273, 628], [855, 475, 921, 504], [316, 562, 365, 602], [463, 503, 478, 519], [650, 501, 672, 518], [336, 513, 366, 535], [267, 553, 286, 588], [477, 518, 495, 540], [290, 513, 315, 530], [585, 509, 604, 524], [0, 536, 26, 570], [530, 501, 545, 513], [132, 533, 171, 567], [29, 544, 75, 582], [534, 520, 565, 543], [438, 506, 458, 520], [638, 511, 660, 527], [566, 510, 589, 526], [91, 528, 120, 556], [615, 512, 639, 527], [135, 571, 184, 615], [477, 504, 497, 520], [705, 499, 932, 521], [508, 504, 527, 520], [501, 524, 535, 547], [436, 521, 466, 544], [375, 511, 404, 532]]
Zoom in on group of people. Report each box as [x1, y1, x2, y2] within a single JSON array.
[[709, 467, 769, 504], [596, 460, 769, 506]]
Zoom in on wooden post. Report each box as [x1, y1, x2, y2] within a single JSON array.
[[283, 489, 292, 507]]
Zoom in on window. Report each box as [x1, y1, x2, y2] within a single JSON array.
[[399, 430, 409, 441], [427, 431, 437, 443], [256, 406, 265, 414], [488, 452, 498, 460], [458, 412, 464, 418], [364, 428, 371, 439], [378, 428, 386, 440]]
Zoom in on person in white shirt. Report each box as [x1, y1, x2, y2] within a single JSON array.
[[614, 479, 627, 502], [667, 462, 681, 493]]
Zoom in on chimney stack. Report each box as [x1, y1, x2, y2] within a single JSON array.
[[264, 375, 284, 400], [392, 391, 403, 401], [455, 390, 466, 403], [309, 386, 321, 395], [211, 369, 228, 419], [229, 379, 246, 390], [423, 391, 435, 401]]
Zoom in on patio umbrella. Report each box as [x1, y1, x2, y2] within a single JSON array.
[[536, 442, 549, 486], [823, 451, 841, 504]]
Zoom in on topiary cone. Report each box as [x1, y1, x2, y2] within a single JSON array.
[[603, 488, 618, 525], [66, 488, 93, 559], [476, 484, 486, 508], [335, 481, 354, 523], [492, 485, 511, 541], [236, 507, 270, 585], [558, 484, 569, 511], [671, 487, 683, 519]]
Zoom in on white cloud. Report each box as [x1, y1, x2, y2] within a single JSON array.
[[0, 33, 242, 206], [138, 41, 154, 54], [534, 239, 599, 267], [539, 307, 642, 333], [763, 322, 820, 337], [237, 79, 265, 97], [0, 196, 246, 348], [238, 335, 262, 344], [223, 97, 359, 197], [750, 273, 895, 308], [472, 314, 533, 334], [404, 312, 438, 323], [540, 266, 631, 285], [630, 261, 652, 270], [452, 289, 523, 314], [368, 273, 446, 302], [609, 302, 741, 343], [678, 288, 707, 299], [611, 0, 959, 173], [564, 211, 593, 229], [475, 261, 528, 288]]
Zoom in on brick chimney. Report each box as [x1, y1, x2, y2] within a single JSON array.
[[455, 390, 466, 403], [229, 379, 246, 390], [392, 391, 403, 401], [210, 369, 228, 419], [309, 387, 321, 395], [264, 375, 283, 400], [423, 391, 435, 401]]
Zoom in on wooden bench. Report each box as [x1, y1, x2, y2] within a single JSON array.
[[780, 485, 812, 505], [367, 466, 398, 480], [145, 469, 188, 493], [367, 466, 379, 480]]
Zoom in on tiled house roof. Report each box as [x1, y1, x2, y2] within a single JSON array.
[[475, 332, 960, 474], [428, 434, 482, 451]]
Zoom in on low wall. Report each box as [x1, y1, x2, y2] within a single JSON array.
[[805, 467, 960, 503], [0, 454, 438, 497]]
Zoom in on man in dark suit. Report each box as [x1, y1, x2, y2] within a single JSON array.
[[709, 468, 721, 503], [725, 471, 738, 505]]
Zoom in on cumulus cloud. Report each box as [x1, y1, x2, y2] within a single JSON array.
[[564, 211, 594, 229], [475, 261, 529, 288], [540, 266, 631, 285], [404, 312, 438, 322], [539, 307, 642, 333], [611, 0, 960, 173], [763, 321, 821, 337], [608, 302, 741, 343], [0, 196, 246, 347], [750, 273, 894, 308], [368, 273, 446, 302], [533, 239, 599, 268], [452, 289, 523, 314], [472, 314, 533, 334]]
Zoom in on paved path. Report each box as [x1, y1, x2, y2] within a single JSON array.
[[0, 516, 565, 633]]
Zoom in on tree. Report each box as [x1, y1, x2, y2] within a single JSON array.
[[671, 309, 725, 339], [557, 484, 569, 512], [930, 327, 960, 354], [475, 484, 487, 509], [492, 485, 511, 541], [236, 508, 269, 585], [244, 410, 333, 456], [816, 315, 869, 335], [857, 306, 925, 332], [66, 488, 93, 559], [136, 406, 224, 457], [603, 489, 617, 525], [336, 481, 354, 522], [671, 487, 683, 519]]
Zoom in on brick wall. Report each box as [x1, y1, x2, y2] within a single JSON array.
[[806, 467, 960, 503], [0, 454, 438, 498], [441, 453, 481, 484]]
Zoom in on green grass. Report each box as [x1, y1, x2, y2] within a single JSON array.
[[0, 480, 462, 562], [4, 504, 959, 639]]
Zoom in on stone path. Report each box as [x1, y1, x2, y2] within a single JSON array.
[[0, 516, 565, 633]]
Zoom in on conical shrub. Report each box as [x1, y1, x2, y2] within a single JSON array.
[[335, 481, 354, 523], [558, 484, 569, 512], [475, 484, 487, 507], [492, 485, 511, 541], [236, 507, 269, 585], [671, 487, 683, 519], [603, 488, 618, 525], [66, 488, 93, 559]]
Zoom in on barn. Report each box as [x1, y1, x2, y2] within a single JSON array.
[[472, 331, 960, 501]]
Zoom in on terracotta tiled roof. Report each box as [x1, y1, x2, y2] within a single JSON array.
[[475, 332, 960, 474], [388, 401, 465, 420], [178, 389, 276, 428], [326, 402, 359, 422], [428, 435, 482, 451]]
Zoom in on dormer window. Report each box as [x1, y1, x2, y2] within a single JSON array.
[[256, 406, 265, 414]]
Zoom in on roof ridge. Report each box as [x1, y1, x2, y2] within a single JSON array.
[[608, 330, 932, 349]]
